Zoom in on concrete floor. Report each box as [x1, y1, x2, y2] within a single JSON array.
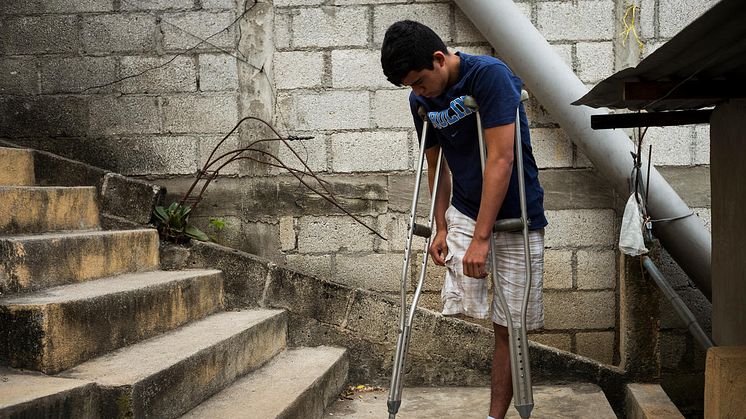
[[325, 384, 617, 419]]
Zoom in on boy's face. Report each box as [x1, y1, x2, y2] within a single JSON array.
[[401, 52, 449, 98]]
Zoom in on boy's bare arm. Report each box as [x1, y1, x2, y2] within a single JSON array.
[[426, 145, 451, 265], [462, 123, 515, 278]]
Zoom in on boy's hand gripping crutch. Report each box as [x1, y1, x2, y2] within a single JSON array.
[[465, 91, 534, 419], [387, 106, 444, 419]]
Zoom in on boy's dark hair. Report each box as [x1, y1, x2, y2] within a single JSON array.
[[381, 20, 448, 86]]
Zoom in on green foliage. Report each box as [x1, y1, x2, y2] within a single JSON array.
[[152, 202, 209, 243], [209, 217, 228, 231]]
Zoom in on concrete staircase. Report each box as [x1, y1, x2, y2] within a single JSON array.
[[0, 146, 348, 418]]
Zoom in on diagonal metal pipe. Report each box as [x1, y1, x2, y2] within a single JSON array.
[[454, 0, 711, 298]]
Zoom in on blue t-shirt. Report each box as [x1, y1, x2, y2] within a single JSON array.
[[410, 52, 547, 229]]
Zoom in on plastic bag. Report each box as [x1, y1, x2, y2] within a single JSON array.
[[619, 193, 648, 256]]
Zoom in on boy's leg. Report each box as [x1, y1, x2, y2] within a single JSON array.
[[488, 229, 546, 418], [490, 323, 512, 419]]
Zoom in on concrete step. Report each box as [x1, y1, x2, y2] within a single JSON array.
[[60, 309, 287, 419], [0, 186, 100, 235], [0, 229, 159, 295], [181, 346, 349, 419], [0, 148, 34, 186], [0, 269, 224, 374], [326, 384, 618, 418], [0, 367, 99, 419]]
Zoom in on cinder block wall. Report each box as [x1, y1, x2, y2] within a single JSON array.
[[0, 0, 713, 390]]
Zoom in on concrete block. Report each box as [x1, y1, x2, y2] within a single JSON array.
[[659, 0, 717, 38], [113, 136, 197, 175], [576, 41, 614, 83], [639, 0, 656, 39], [60, 310, 287, 419], [577, 249, 616, 290], [537, 1, 615, 41], [454, 7, 484, 44], [524, 96, 557, 127], [0, 370, 99, 419], [334, 253, 405, 292], [120, 55, 197, 94], [332, 49, 390, 89], [100, 172, 162, 225], [273, 51, 324, 89], [550, 44, 574, 69], [43, 0, 113, 12], [646, 125, 695, 166], [330, 131, 409, 173], [197, 133, 240, 175], [694, 124, 710, 165], [201, 0, 234, 9], [332, 0, 399, 4], [705, 347, 746, 419], [40, 57, 118, 94], [626, 383, 685, 419], [457, 46, 494, 57], [82, 13, 157, 53], [543, 249, 573, 290], [279, 216, 295, 251], [199, 53, 238, 91], [540, 169, 615, 210], [163, 93, 238, 133], [544, 290, 616, 329], [0, 16, 80, 55], [270, 134, 327, 174], [0, 148, 34, 186], [285, 254, 333, 280], [297, 216, 377, 253], [89, 96, 160, 136], [657, 166, 711, 209], [544, 209, 616, 248], [373, 3, 451, 45], [0, 58, 38, 95], [0, 186, 100, 235], [576, 331, 615, 364], [161, 11, 236, 51], [121, 0, 192, 10], [378, 212, 429, 252], [660, 332, 687, 370], [273, 10, 292, 49], [0, 96, 89, 138], [280, 91, 370, 130], [373, 89, 414, 129], [529, 333, 572, 352], [530, 128, 573, 168], [274, 0, 323, 6], [0, 270, 223, 373], [293, 7, 368, 48], [0, 229, 160, 294]]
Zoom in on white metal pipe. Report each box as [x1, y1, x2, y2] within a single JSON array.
[[454, 0, 711, 297]]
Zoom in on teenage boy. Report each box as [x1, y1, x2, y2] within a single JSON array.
[[381, 20, 547, 419]]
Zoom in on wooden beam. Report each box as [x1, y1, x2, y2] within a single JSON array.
[[624, 81, 746, 101], [591, 110, 713, 129]]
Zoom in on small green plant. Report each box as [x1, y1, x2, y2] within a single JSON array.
[[153, 202, 209, 243]]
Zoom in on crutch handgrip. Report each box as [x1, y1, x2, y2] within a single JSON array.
[[493, 218, 526, 232], [412, 223, 432, 238]]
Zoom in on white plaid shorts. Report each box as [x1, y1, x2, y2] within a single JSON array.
[[441, 205, 545, 330]]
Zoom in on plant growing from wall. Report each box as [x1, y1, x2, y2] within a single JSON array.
[[153, 116, 386, 243]]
